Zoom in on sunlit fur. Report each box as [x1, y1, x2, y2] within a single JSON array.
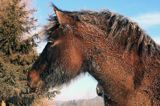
[[29, 8, 160, 106]]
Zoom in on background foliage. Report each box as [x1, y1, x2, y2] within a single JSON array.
[[0, 0, 36, 55], [0, 0, 37, 105]]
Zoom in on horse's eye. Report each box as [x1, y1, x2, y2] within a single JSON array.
[[47, 40, 56, 47], [51, 42, 56, 47], [48, 35, 57, 43], [48, 40, 53, 43]]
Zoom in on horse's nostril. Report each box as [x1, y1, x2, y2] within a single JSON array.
[[27, 81, 37, 93], [30, 87, 36, 92], [27, 75, 31, 82], [27, 77, 33, 88], [27, 81, 30, 85]]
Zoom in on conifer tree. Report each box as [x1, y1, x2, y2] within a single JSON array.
[[0, 0, 37, 105], [0, 0, 36, 55]]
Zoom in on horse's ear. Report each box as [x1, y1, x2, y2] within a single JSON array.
[[52, 3, 75, 25]]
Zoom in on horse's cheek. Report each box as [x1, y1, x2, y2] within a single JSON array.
[[68, 47, 83, 72]]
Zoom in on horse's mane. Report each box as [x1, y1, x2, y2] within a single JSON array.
[[47, 10, 160, 57]]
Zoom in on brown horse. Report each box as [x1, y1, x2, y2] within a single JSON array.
[[28, 5, 160, 106]]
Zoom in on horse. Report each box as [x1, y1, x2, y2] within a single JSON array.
[[28, 5, 160, 106]]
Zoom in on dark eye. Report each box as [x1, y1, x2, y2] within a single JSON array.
[[48, 40, 54, 43], [47, 36, 53, 43]]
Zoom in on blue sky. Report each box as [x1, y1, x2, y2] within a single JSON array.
[[32, 0, 160, 101]]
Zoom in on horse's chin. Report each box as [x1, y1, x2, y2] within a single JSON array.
[[29, 80, 45, 93]]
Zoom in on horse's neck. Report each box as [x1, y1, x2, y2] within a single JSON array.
[[87, 31, 160, 87], [143, 47, 160, 71]]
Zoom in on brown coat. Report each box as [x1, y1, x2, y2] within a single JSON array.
[[28, 5, 160, 106]]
